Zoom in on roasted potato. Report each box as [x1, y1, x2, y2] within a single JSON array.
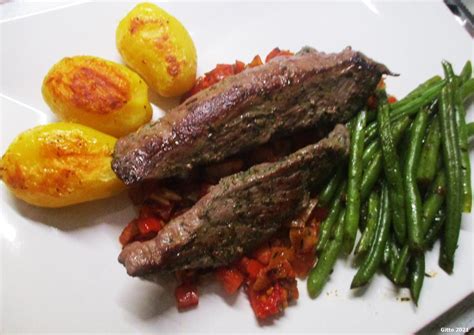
[[42, 56, 152, 137], [116, 3, 197, 97], [0, 123, 125, 208]]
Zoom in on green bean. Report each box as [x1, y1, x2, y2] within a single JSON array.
[[453, 80, 471, 212], [359, 199, 370, 232], [468, 122, 474, 137], [360, 152, 382, 202], [317, 181, 346, 252], [462, 78, 474, 101], [355, 189, 380, 255], [307, 209, 345, 298], [439, 62, 463, 273], [366, 109, 377, 123], [391, 75, 443, 110], [459, 60, 472, 84], [425, 209, 445, 250], [404, 108, 429, 251], [364, 79, 445, 145], [362, 139, 380, 167], [378, 94, 406, 244], [364, 123, 379, 146], [416, 116, 441, 187], [393, 245, 410, 285], [382, 239, 391, 265], [362, 117, 411, 168], [391, 80, 445, 119], [386, 239, 401, 282], [409, 253, 425, 305], [318, 168, 344, 206], [399, 122, 414, 172], [343, 111, 367, 254], [421, 170, 446, 235], [350, 182, 391, 288], [360, 117, 411, 202]]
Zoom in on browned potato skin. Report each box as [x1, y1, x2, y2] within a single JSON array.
[[0, 123, 125, 208], [116, 2, 197, 97], [42, 56, 152, 137]]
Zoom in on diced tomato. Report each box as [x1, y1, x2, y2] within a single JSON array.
[[248, 55, 263, 68], [215, 266, 245, 294], [238, 257, 264, 280], [175, 283, 199, 309], [265, 47, 294, 63], [247, 283, 286, 320], [136, 217, 163, 236], [119, 220, 139, 246], [388, 95, 397, 104]]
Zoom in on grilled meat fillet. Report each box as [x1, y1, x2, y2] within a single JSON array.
[[112, 47, 389, 184], [119, 125, 349, 276]]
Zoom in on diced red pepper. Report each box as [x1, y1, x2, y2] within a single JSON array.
[[175, 283, 199, 309], [265, 47, 294, 63], [210, 64, 235, 82], [119, 220, 139, 246], [136, 217, 163, 236], [248, 55, 263, 68], [215, 267, 245, 294], [238, 257, 264, 280], [234, 60, 246, 74], [388, 95, 398, 104], [247, 283, 285, 320]]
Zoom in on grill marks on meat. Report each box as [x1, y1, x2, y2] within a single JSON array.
[[118, 125, 349, 276], [112, 47, 389, 184]]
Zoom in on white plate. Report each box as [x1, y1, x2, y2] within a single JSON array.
[[1, 1, 473, 333]]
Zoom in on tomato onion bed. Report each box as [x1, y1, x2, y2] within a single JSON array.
[[119, 48, 393, 320]]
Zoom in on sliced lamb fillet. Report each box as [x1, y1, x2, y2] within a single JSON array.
[[118, 125, 349, 276], [112, 47, 389, 184]]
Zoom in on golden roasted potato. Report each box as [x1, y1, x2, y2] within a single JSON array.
[[42, 56, 152, 137], [116, 3, 197, 97], [0, 123, 125, 208]]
